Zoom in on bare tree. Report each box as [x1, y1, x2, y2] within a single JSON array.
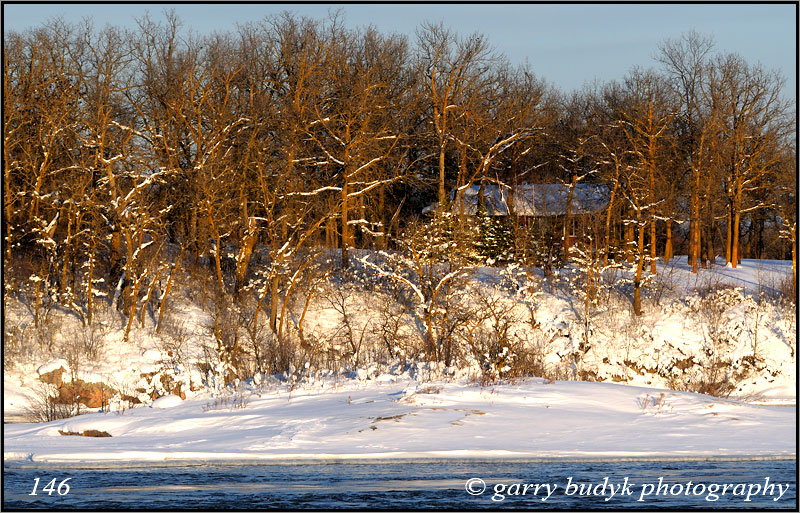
[[617, 68, 677, 275], [773, 144, 797, 284], [416, 23, 495, 209], [704, 53, 793, 268], [658, 31, 715, 273], [593, 81, 635, 267], [308, 25, 408, 268]]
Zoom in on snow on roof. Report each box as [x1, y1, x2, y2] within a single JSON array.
[[445, 183, 609, 217]]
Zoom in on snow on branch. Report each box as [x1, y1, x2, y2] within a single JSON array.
[[350, 156, 384, 177], [357, 255, 425, 304], [281, 186, 343, 198], [347, 174, 405, 198]]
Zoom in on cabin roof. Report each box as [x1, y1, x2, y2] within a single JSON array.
[[431, 183, 609, 216]]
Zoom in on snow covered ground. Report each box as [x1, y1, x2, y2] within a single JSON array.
[[637, 257, 792, 296], [3, 256, 796, 463], [3, 378, 795, 463]]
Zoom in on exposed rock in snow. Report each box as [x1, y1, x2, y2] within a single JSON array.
[[37, 359, 70, 376]]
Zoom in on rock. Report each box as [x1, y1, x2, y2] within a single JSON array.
[[37, 359, 70, 386], [57, 379, 115, 409], [161, 374, 186, 399], [120, 393, 142, 405], [58, 429, 111, 437]]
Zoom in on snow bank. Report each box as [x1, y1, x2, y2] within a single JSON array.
[[3, 379, 795, 463], [142, 349, 163, 361], [151, 395, 183, 409]]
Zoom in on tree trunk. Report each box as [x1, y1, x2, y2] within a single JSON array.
[[326, 214, 336, 249], [725, 202, 732, 265], [731, 194, 740, 269], [235, 216, 257, 290], [649, 217, 657, 274], [189, 205, 199, 264], [86, 239, 96, 326], [791, 225, 797, 286], [690, 217, 698, 271], [438, 143, 447, 208], [603, 182, 618, 267], [61, 208, 73, 296], [123, 277, 142, 342], [562, 175, 578, 262], [156, 246, 183, 333], [756, 215, 765, 259], [690, 171, 700, 272], [358, 193, 366, 248], [34, 278, 42, 329], [706, 222, 714, 268], [139, 268, 161, 328], [341, 167, 350, 269], [4, 143, 12, 261], [378, 184, 386, 250], [648, 150, 657, 274], [424, 306, 436, 360], [633, 217, 645, 316], [110, 231, 122, 283], [269, 273, 280, 334], [703, 173, 713, 268], [700, 224, 707, 269], [212, 227, 225, 292], [625, 220, 634, 263], [664, 219, 673, 263]]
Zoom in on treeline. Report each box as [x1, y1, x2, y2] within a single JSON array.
[[3, 12, 796, 330]]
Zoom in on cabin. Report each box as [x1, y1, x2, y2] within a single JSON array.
[[446, 183, 609, 218], [425, 182, 610, 263]]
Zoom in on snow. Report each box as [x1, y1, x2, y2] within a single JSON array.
[[676, 258, 790, 294], [36, 359, 70, 376], [151, 395, 183, 409], [3, 378, 794, 463], [142, 349, 163, 361], [3, 375, 33, 419], [76, 371, 107, 384]]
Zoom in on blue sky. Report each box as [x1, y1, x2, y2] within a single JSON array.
[[3, 3, 796, 95]]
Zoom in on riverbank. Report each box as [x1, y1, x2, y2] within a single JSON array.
[[4, 378, 795, 463]]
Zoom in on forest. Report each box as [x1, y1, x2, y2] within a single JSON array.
[[3, 12, 796, 381]]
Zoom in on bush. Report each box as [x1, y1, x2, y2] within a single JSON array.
[[24, 384, 77, 423], [4, 320, 34, 369], [778, 275, 796, 305], [203, 380, 251, 411], [59, 324, 107, 383], [207, 294, 248, 382]]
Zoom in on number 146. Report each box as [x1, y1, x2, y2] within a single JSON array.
[[30, 477, 71, 496]]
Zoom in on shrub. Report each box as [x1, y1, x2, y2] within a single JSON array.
[[203, 380, 251, 411], [59, 325, 107, 383], [207, 294, 248, 382], [4, 319, 34, 369], [24, 384, 77, 423]]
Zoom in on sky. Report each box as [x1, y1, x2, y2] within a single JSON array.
[[3, 3, 797, 96]]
